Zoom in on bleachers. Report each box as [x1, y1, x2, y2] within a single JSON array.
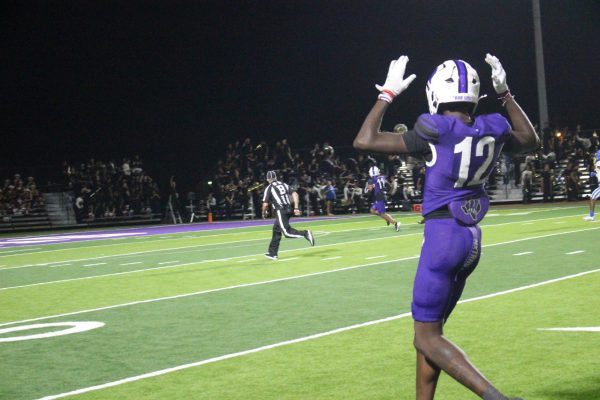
[[0, 208, 52, 232]]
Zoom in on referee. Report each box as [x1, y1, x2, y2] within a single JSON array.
[[262, 170, 314, 260]]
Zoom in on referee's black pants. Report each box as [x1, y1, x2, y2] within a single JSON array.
[[268, 209, 307, 256]]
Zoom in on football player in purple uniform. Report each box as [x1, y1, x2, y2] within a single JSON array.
[[354, 54, 538, 400], [366, 165, 401, 231]]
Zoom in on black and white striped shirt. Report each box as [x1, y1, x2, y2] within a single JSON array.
[[263, 181, 292, 210]]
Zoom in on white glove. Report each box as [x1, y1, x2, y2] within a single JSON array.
[[485, 53, 509, 94], [375, 55, 416, 103]]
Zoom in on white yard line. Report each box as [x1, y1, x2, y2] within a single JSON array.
[[513, 252, 533, 256], [0, 212, 583, 265], [35, 267, 600, 400], [278, 257, 299, 263], [0, 256, 419, 328], [566, 250, 585, 255], [366, 255, 386, 260], [0, 239, 267, 269], [0, 247, 42, 254], [82, 263, 106, 267], [157, 261, 179, 265], [322, 256, 342, 261], [1, 226, 598, 292]]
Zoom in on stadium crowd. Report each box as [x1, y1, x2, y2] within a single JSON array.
[[194, 125, 599, 220], [514, 126, 599, 203], [62, 156, 162, 222], [0, 174, 45, 217], [194, 137, 413, 219], [5, 126, 597, 225]]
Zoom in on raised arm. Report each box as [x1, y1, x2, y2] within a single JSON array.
[[353, 56, 416, 155], [485, 54, 540, 153]]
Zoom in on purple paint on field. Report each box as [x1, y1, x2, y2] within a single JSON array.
[[0, 216, 343, 248]]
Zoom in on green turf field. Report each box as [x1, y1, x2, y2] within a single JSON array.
[[0, 204, 598, 400]]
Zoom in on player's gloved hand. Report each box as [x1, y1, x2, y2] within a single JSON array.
[[375, 55, 416, 103], [485, 53, 509, 94], [262, 210, 269, 219], [294, 208, 301, 216]]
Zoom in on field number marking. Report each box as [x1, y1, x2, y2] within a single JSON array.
[[0, 321, 104, 343]]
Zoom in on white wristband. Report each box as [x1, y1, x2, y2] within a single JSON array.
[[378, 90, 395, 103]]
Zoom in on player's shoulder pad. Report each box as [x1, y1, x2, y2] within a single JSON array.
[[414, 113, 442, 143], [481, 113, 512, 135]]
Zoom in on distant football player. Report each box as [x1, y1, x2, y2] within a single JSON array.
[[365, 166, 400, 231], [354, 54, 538, 399], [583, 149, 600, 221], [262, 170, 314, 260]]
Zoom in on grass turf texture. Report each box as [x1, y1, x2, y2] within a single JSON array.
[[0, 203, 598, 399]]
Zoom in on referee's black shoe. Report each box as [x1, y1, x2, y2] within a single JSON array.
[[305, 230, 315, 246]]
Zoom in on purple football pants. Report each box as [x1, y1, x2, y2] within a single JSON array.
[[371, 200, 386, 214], [411, 218, 482, 323]]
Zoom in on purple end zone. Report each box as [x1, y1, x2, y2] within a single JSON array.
[[0, 216, 345, 248]]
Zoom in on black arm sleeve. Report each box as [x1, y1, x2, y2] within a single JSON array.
[[403, 130, 431, 157]]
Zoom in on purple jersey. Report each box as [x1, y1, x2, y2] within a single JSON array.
[[368, 175, 387, 201], [414, 113, 511, 216]]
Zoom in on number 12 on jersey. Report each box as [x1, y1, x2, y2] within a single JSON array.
[[453, 136, 495, 188]]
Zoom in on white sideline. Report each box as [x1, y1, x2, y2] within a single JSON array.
[[0, 217, 381, 260], [36, 268, 600, 400], [0, 211, 584, 267]]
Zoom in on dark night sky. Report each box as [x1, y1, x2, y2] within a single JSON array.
[[3, 0, 600, 188]]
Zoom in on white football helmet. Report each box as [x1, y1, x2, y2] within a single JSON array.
[[368, 166, 380, 177], [426, 59, 480, 115]]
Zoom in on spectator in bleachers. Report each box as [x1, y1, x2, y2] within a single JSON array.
[[541, 163, 554, 202], [565, 162, 580, 201], [342, 176, 361, 213], [591, 132, 599, 152], [322, 180, 336, 216], [521, 165, 533, 203], [224, 185, 236, 220]]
